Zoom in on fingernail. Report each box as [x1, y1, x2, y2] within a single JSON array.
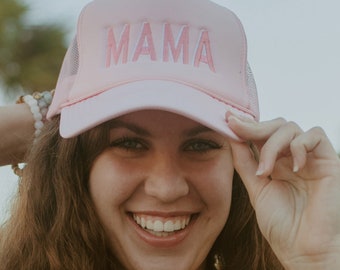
[[293, 158, 299, 173], [293, 165, 299, 173], [226, 114, 240, 125], [225, 111, 233, 123], [226, 114, 256, 125], [256, 162, 265, 176]]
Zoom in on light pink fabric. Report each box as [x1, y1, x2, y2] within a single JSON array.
[[47, 0, 259, 140]]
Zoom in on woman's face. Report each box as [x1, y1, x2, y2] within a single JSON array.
[[89, 110, 234, 270]]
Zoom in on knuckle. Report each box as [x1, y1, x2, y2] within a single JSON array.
[[290, 137, 302, 150], [284, 121, 301, 131], [274, 117, 287, 125], [308, 126, 326, 136]]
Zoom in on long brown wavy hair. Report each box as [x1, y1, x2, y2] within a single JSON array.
[[0, 116, 283, 270]]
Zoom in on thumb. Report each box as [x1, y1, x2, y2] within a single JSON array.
[[230, 140, 270, 207]]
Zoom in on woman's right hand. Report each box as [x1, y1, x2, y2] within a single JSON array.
[[228, 116, 340, 270]]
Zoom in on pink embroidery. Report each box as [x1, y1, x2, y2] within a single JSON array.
[[132, 22, 157, 62], [194, 30, 215, 72], [163, 24, 189, 64], [106, 24, 130, 67], [105, 22, 216, 73]]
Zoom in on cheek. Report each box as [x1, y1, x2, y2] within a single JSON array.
[[89, 152, 141, 210], [190, 153, 234, 189], [188, 155, 234, 212], [186, 156, 234, 248]]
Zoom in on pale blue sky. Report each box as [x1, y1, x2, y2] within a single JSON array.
[[1, 0, 340, 222]]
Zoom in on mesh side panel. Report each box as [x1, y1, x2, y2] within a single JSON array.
[[246, 62, 259, 119], [58, 37, 80, 81]]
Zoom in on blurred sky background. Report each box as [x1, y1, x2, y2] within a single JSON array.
[[1, 0, 340, 222]]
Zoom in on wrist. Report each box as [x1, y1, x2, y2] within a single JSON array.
[[0, 104, 35, 166], [9, 90, 54, 175]]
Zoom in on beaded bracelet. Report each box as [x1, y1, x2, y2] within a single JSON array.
[[12, 90, 54, 176], [16, 90, 54, 140]]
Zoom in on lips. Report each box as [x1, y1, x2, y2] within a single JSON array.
[[132, 213, 191, 237]]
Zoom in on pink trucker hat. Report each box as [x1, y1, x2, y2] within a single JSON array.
[[47, 0, 259, 140]]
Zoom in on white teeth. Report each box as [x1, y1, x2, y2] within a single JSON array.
[[133, 214, 191, 234], [141, 217, 146, 228], [146, 220, 153, 230], [181, 219, 186, 229], [174, 220, 181, 230], [164, 220, 174, 232], [135, 215, 141, 224], [153, 220, 163, 232]]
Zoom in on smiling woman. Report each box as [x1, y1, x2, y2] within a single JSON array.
[[1, 0, 340, 270], [88, 111, 234, 269]]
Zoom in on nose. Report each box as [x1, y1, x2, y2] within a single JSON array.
[[144, 153, 189, 203]]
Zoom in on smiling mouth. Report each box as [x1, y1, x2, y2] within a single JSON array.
[[132, 213, 192, 237]]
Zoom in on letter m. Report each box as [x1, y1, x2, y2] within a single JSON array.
[[163, 24, 189, 64], [106, 24, 130, 67]]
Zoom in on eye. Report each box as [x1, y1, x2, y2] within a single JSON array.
[[110, 137, 147, 152], [183, 139, 222, 153]]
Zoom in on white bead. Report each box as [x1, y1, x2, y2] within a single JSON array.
[[33, 113, 43, 121], [38, 100, 47, 108], [30, 106, 40, 115], [40, 107, 48, 117], [23, 94, 44, 143], [34, 120, 44, 130], [22, 91, 53, 144], [34, 129, 41, 137], [42, 91, 53, 104]]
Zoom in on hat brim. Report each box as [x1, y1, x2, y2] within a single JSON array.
[[59, 80, 253, 140]]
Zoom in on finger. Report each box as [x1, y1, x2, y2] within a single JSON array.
[[227, 115, 287, 142], [229, 115, 304, 176], [256, 121, 304, 176], [230, 139, 270, 207], [290, 126, 339, 172]]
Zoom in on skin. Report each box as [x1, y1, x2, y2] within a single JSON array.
[[89, 110, 234, 270], [0, 104, 34, 165], [228, 116, 340, 269], [89, 110, 340, 270], [1, 103, 340, 269]]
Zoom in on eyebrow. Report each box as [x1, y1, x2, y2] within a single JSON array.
[[109, 120, 214, 137], [184, 125, 214, 137], [109, 120, 151, 136]]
